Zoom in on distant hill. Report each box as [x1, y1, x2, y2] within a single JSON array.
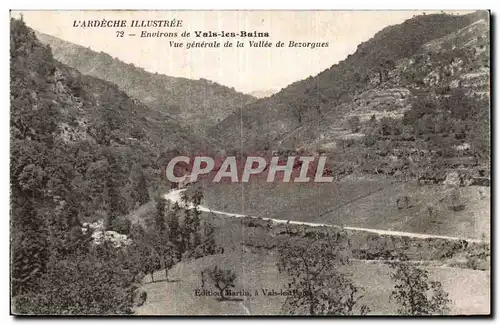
[[35, 31, 256, 135], [209, 11, 489, 153], [249, 89, 278, 98]]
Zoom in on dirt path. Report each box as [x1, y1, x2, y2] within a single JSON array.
[[164, 188, 488, 244]]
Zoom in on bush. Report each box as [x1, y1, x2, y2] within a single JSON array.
[[388, 261, 451, 315], [446, 188, 466, 211], [277, 230, 369, 315], [363, 132, 379, 147], [347, 116, 361, 133], [111, 216, 132, 234], [203, 266, 237, 300], [12, 254, 139, 315], [396, 195, 411, 209]]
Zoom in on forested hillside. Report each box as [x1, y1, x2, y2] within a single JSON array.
[[10, 18, 217, 314], [209, 11, 490, 181], [35, 31, 256, 135]]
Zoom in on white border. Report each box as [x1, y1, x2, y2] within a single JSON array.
[[1, 1, 497, 324]]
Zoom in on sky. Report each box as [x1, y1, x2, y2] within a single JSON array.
[[12, 10, 472, 94]]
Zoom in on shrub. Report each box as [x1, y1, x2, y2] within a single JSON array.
[[388, 261, 451, 315], [204, 266, 237, 300]]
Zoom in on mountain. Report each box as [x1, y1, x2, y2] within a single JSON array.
[[10, 18, 205, 229], [208, 11, 489, 155], [35, 31, 256, 135], [11, 18, 203, 313]]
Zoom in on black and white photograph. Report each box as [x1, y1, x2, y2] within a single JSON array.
[[9, 9, 491, 316]]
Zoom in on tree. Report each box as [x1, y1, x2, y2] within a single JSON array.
[[111, 216, 132, 235], [404, 94, 438, 125], [11, 207, 49, 296], [363, 128, 379, 147], [200, 221, 218, 256], [136, 171, 149, 205], [376, 59, 395, 83], [10, 18, 60, 298], [155, 197, 167, 234], [204, 266, 237, 300], [180, 190, 203, 256], [426, 203, 436, 218], [10, 18, 154, 314], [379, 117, 401, 136], [149, 197, 178, 281], [445, 88, 476, 121], [368, 114, 377, 128], [167, 202, 181, 258], [446, 187, 465, 212], [13, 250, 140, 315], [143, 244, 160, 283], [159, 242, 177, 282], [277, 230, 369, 315], [129, 224, 159, 282], [388, 260, 451, 315], [104, 151, 124, 230], [396, 195, 411, 209], [347, 116, 361, 133]]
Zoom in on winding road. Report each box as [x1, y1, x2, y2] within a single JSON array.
[[163, 188, 487, 244]]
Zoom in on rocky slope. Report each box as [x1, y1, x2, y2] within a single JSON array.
[[312, 15, 490, 152], [209, 11, 489, 153]]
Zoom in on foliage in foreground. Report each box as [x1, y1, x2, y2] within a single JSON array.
[[202, 266, 238, 300], [388, 259, 451, 315], [277, 229, 370, 315]]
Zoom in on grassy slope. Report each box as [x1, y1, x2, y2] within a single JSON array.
[[193, 176, 394, 221], [135, 250, 490, 315], [191, 177, 489, 240], [327, 183, 490, 240]]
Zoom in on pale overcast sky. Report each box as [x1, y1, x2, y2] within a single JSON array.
[[12, 10, 472, 94]]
